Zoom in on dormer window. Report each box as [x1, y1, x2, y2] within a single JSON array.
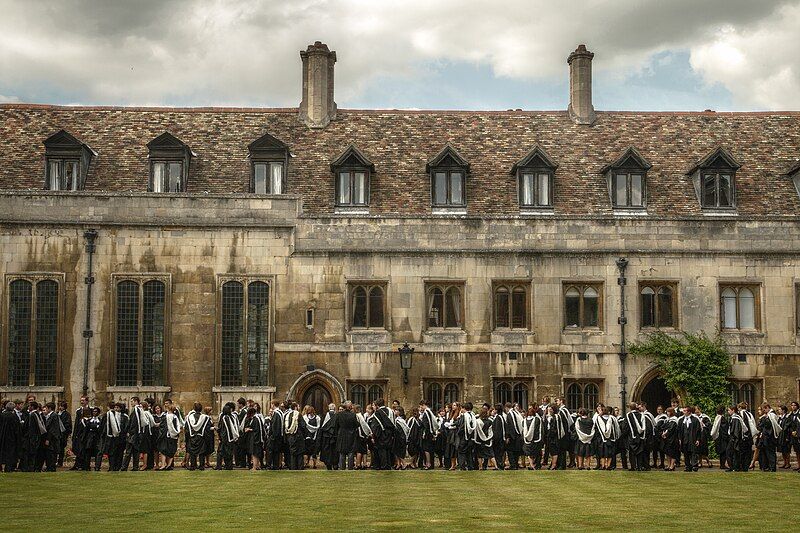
[[511, 145, 557, 209], [331, 145, 374, 209], [147, 132, 193, 193], [601, 147, 651, 210], [43, 130, 96, 191], [249, 131, 290, 194], [688, 147, 740, 210], [427, 145, 469, 209], [789, 161, 800, 198]]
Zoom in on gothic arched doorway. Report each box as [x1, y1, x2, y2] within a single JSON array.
[[639, 375, 673, 411], [302, 383, 332, 418]]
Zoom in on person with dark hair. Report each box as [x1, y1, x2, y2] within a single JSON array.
[[695, 405, 712, 468], [41, 402, 63, 472], [79, 407, 102, 471], [452, 403, 474, 471], [756, 403, 780, 472], [318, 402, 338, 470], [726, 405, 747, 472], [215, 402, 239, 471], [522, 405, 543, 470], [0, 402, 21, 472], [553, 397, 572, 470], [70, 396, 89, 470], [491, 403, 507, 470], [392, 406, 409, 470], [234, 397, 248, 468], [574, 408, 594, 470], [241, 407, 263, 471], [157, 402, 182, 471], [506, 403, 524, 470], [625, 402, 645, 471], [789, 401, 800, 471], [777, 405, 792, 469], [740, 402, 760, 470], [121, 397, 142, 471], [372, 398, 395, 470], [678, 406, 701, 472], [473, 405, 494, 470], [418, 400, 437, 470], [659, 407, 679, 471], [284, 402, 306, 470], [102, 402, 127, 471], [335, 401, 359, 470], [55, 400, 71, 468], [710, 405, 729, 470], [184, 403, 211, 471], [652, 405, 667, 469], [269, 399, 286, 470]]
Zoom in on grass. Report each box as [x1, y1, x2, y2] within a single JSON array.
[[0, 469, 797, 532]]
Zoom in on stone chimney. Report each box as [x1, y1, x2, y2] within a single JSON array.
[[299, 41, 337, 128], [567, 44, 596, 125]]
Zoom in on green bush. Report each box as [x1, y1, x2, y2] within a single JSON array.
[[629, 331, 731, 415]]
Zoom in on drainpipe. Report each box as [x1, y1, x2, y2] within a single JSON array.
[[616, 257, 629, 415], [82, 229, 98, 396]]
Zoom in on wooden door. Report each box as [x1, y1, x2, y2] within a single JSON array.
[[302, 383, 332, 417]]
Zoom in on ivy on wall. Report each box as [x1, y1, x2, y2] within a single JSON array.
[[628, 331, 731, 414]]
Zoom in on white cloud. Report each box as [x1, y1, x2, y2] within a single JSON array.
[[0, 0, 797, 109]]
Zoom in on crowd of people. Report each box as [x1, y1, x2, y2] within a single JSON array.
[[1, 393, 798, 473]]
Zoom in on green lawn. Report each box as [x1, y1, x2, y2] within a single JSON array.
[[0, 470, 797, 531]]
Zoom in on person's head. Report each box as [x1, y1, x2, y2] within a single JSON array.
[[14, 399, 23, 410], [327, 403, 336, 412], [464, 402, 473, 412], [503, 402, 512, 413], [727, 405, 737, 416], [612, 407, 620, 416], [163, 398, 173, 409], [271, 399, 281, 409], [716, 405, 725, 416], [666, 407, 675, 417], [43, 402, 55, 413], [79, 395, 88, 407], [479, 406, 489, 419], [578, 408, 587, 417], [778, 405, 788, 415], [541, 396, 550, 405], [671, 398, 679, 407], [254, 402, 261, 413], [57, 400, 67, 412], [92, 407, 101, 417], [81, 407, 90, 418], [554, 397, 563, 407], [595, 403, 605, 415], [494, 403, 504, 414], [374, 397, 384, 407], [791, 401, 799, 412], [193, 402, 202, 413], [546, 405, 554, 416], [683, 406, 692, 416], [438, 407, 446, 417], [694, 405, 702, 414], [5, 401, 15, 411], [203, 406, 212, 415], [141, 401, 150, 410], [152, 404, 161, 415], [656, 405, 664, 415], [365, 404, 374, 415], [761, 402, 771, 413], [166, 403, 174, 413], [629, 402, 638, 411], [28, 401, 39, 412], [354, 404, 363, 414], [237, 397, 247, 408], [131, 396, 140, 406], [114, 403, 124, 412], [526, 406, 537, 417], [26, 394, 36, 404], [222, 404, 232, 416], [343, 400, 353, 412], [395, 406, 405, 418], [409, 407, 418, 417], [246, 407, 256, 418], [392, 399, 400, 409], [738, 401, 748, 412]]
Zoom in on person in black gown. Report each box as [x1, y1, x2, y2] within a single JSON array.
[[157, 402, 182, 470], [710, 405, 729, 470], [678, 406, 701, 472], [242, 407, 263, 471], [184, 403, 211, 471], [661, 407, 680, 471], [335, 401, 358, 470], [318, 403, 338, 470], [0, 402, 21, 472]]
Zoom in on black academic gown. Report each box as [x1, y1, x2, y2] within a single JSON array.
[[318, 410, 338, 467], [334, 410, 358, 455], [0, 409, 21, 470], [679, 416, 701, 453]]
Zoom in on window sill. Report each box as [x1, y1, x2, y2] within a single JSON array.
[[491, 330, 534, 345], [721, 329, 764, 337], [613, 209, 648, 217], [423, 329, 467, 344], [211, 386, 277, 393], [334, 206, 370, 215], [107, 386, 172, 393], [0, 386, 65, 393], [639, 326, 679, 333], [562, 328, 604, 335], [701, 209, 738, 216], [431, 207, 467, 215], [519, 207, 554, 216], [346, 329, 391, 345]]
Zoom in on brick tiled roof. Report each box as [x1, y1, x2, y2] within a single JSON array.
[[1, 103, 799, 217]]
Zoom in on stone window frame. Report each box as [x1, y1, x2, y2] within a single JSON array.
[[215, 274, 276, 388], [511, 145, 558, 210], [423, 377, 464, 412], [42, 129, 96, 192], [688, 147, 741, 211], [492, 376, 535, 409], [424, 281, 466, 331], [427, 145, 470, 209], [601, 147, 652, 211], [718, 282, 762, 332], [492, 280, 531, 331], [562, 281, 604, 331], [1, 272, 65, 388], [562, 378, 604, 412], [248, 131, 290, 195], [331, 145, 374, 209], [147, 132, 193, 193], [727, 378, 763, 415], [109, 273, 172, 388], [345, 378, 389, 407], [346, 280, 388, 331], [638, 280, 679, 330]]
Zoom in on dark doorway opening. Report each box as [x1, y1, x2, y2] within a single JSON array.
[[302, 383, 332, 417], [639, 375, 673, 411]]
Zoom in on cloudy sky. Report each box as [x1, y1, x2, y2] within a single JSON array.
[[1, 0, 799, 111]]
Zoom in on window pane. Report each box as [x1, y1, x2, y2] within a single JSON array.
[[49, 161, 61, 191], [630, 174, 643, 206], [8, 280, 32, 386], [537, 173, 551, 206], [142, 280, 165, 387], [565, 287, 580, 327], [584, 383, 599, 410], [428, 288, 444, 327], [496, 382, 511, 405], [583, 286, 599, 327], [427, 383, 442, 411], [368, 286, 384, 328], [513, 382, 529, 409], [721, 287, 737, 329], [350, 384, 366, 407], [640, 287, 655, 327], [520, 174, 534, 206], [434, 172, 447, 205], [657, 286, 673, 328], [739, 288, 755, 329], [337, 172, 351, 205], [741, 383, 755, 411], [247, 281, 270, 386], [353, 172, 366, 205], [495, 287, 510, 328], [703, 174, 716, 206], [34, 280, 59, 386], [254, 163, 268, 194], [152, 163, 165, 193], [351, 286, 367, 328], [445, 287, 462, 328], [65, 161, 79, 191], [221, 281, 244, 386], [115, 281, 139, 387], [367, 384, 382, 405], [614, 174, 628, 206], [566, 383, 582, 411], [718, 174, 732, 206], [168, 162, 183, 192], [444, 383, 459, 404], [270, 162, 283, 194], [511, 287, 526, 328], [449, 172, 463, 205]]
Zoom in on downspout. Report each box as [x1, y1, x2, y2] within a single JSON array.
[[82, 229, 98, 396], [616, 257, 629, 415]]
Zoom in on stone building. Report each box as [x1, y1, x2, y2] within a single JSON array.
[[1, 42, 799, 415]]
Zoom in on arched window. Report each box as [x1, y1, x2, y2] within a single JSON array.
[[640, 286, 655, 327], [116, 280, 141, 387], [219, 277, 271, 387], [368, 384, 383, 405], [494, 283, 529, 330], [427, 382, 443, 411], [351, 286, 367, 328], [513, 382, 529, 409], [350, 384, 366, 406], [142, 280, 166, 387], [349, 283, 386, 329], [247, 281, 270, 387], [427, 283, 464, 329], [495, 382, 512, 405], [565, 380, 602, 412], [444, 382, 460, 405], [729, 381, 759, 414], [640, 283, 676, 329], [495, 286, 510, 328], [564, 284, 602, 329], [720, 285, 760, 330], [566, 383, 582, 411], [583, 382, 599, 410], [368, 286, 384, 328], [220, 281, 244, 387], [7, 279, 33, 386]]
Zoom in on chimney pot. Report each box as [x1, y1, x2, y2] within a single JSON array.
[[299, 41, 337, 128], [567, 44, 596, 125]]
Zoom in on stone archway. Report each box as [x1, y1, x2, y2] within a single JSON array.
[[286, 369, 345, 414], [632, 366, 675, 411]]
